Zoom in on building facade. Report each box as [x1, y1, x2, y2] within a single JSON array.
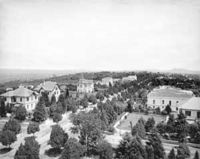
[[122, 75, 137, 82], [102, 77, 113, 86], [1, 85, 39, 112], [35, 81, 61, 102], [77, 79, 94, 93], [147, 86, 193, 111], [180, 97, 200, 120]]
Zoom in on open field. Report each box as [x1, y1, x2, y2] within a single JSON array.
[[0, 112, 76, 159], [117, 112, 166, 130]]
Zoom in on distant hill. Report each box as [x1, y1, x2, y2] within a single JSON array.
[[166, 68, 200, 75]]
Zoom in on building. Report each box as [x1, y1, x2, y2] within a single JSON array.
[[0, 85, 39, 112], [102, 77, 113, 86], [77, 79, 94, 93], [35, 81, 60, 101], [147, 86, 193, 111], [122, 75, 137, 82], [180, 97, 200, 120]]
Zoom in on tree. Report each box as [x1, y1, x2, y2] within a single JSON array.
[[165, 104, 172, 114], [59, 138, 85, 159], [80, 97, 88, 108], [97, 140, 113, 159], [15, 105, 27, 121], [27, 122, 40, 136], [0, 99, 6, 117], [52, 112, 62, 123], [33, 100, 47, 122], [168, 148, 176, 159], [88, 95, 97, 104], [146, 143, 154, 159], [48, 124, 68, 150], [176, 143, 190, 159], [126, 100, 133, 113], [148, 132, 165, 159], [145, 117, 155, 132], [0, 130, 16, 148], [51, 94, 56, 105], [194, 151, 199, 159], [14, 136, 40, 159], [41, 91, 50, 107], [3, 118, 21, 134], [131, 119, 146, 139]]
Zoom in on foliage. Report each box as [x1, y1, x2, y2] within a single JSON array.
[[14, 136, 40, 159], [15, 105, 27, 121], [0, 130, 17, 148], [41, 91, 50, 107], [27, 122, 40, 135], [168, 148, 176, 159], [0, 99, 6, 117], [145, 117, 155, 132], [97, 140, 113, 159], [48, 124, 68, 150], [165, 104, 172, 115], [33, 99, 47, 122], [148, 132, 165, 159], [126, 100, 133, 113], [176, 143, 190, 159], [80, 96, 88, 108], [51, 94, 56, 105], [194, 151, 200, 159], [96, 92, 104, 101], [188, 122, 200, 144], [131, 118, 146, 139], [52, 112, 63, 123], [3, 118, 21, 134], [88, 95, 97, 104], [145, 143, 154, 159], [59, 138, 85, 159]]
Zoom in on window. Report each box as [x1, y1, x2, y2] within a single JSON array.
[[176, 101, 179, 104], [197, 112, 200, 119], [162, 100, 165, 104], [169, 100, 172, 105], [185, 111, 191, 116], [176, 107, 178, 111], [20, 97, 22, 102], [27, 97, 29, 101], [153, 100, 155, 104]]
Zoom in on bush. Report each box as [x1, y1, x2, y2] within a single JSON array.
[[27, 122, 40, 135], [52, 112, 62, 123], [3, 118, 21, 135], [0, 130, 17, 148], [15, 106, 27, 121]]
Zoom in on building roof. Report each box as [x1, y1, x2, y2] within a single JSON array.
[[35, 81, 57, 91], [148, 86, 193, 99], [1, 86, 36, 97], [78, 79, 93, 84], [180, 97, 200, 111]]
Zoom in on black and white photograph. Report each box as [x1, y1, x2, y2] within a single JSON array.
[[0, 0, 200, 158]]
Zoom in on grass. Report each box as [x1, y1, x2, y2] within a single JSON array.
[[117, 112, 166, 130]]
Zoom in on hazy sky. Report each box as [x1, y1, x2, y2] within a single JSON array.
[[0, 0, 200, 71]]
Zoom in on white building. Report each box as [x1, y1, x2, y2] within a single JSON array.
[[77, 79, 94, 93], [0, 85, 39, 112], [122, 75, 137, 82], [35, 81, 60, 101], [102, 77, 113, 86], [180, 97, 200, 121], [147, 86, 193, 111]]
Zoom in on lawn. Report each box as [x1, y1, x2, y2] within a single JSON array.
[[117, 112, 166, 130]]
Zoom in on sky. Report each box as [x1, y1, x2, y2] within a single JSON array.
[[0, 0, 200, 71]]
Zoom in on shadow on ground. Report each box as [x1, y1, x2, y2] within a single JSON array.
[[45, 148, 62, 157], [0, 147, 12, 154]]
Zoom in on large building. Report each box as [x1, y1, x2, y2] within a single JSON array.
[[77, 79, 94, 93], [180, 97, 200, 121], [35, 81, 60, 101], [102, 77, 113, 86], [122, 75, 137, 82], [147, 86, 193, 111], [0, 85, 39, 112]]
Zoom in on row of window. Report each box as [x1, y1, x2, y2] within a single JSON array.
[[26, 103, 35, 110], [152, 100, 179, 105], [185, 111, 200, 118]]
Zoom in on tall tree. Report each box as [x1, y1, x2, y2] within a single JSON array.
[[146, 143, 154, 159], [176, 143, 190, 159], [15, 105, 27, 121], [48, 124, 68, 150], [194, 151, 199, 159], [33, 99, 47, 122], [14, 136, 40, 159], [168, 148, 176, 159], [97, 140, 113, 159], [59, 138, 85, 159], [145, 117, 155, 132], [3, 118, 21, 134], [51, 94, 56, 105], [0, 130, 17, 148], [0, 99, 6, 117]]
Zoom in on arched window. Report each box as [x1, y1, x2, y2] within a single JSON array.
[[169, 100, 172, 105]]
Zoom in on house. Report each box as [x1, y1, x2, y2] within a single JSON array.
[[0, 85, 39, 112], [180, 97, 200, 121], [147, 86, 193, 111], [34, 81, 60, 102], [122, 75, 137, 82], [102, 77, 113, 86], [77, 79, 94, 93]]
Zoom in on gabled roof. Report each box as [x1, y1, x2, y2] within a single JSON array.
[[180, 97, 200, 111], [1, 86, 36, 97], [35, 81, 58, 92], [148, 86, 193, 99]]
